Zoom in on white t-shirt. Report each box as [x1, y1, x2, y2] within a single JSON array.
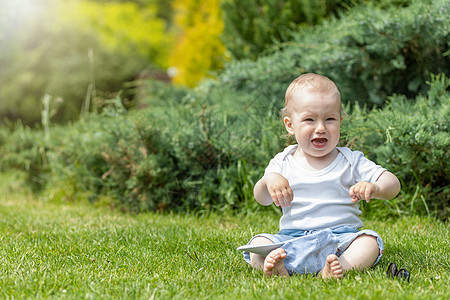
[[264, 145, 386, 231]]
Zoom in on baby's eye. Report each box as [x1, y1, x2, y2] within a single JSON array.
[[304, 118, 314, 122], [326, 118, 337, 121]]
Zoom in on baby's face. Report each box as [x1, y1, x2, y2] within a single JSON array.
[[284, 89, 342, 159]]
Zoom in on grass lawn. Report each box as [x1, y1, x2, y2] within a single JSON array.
[[0, 175, 448, 299]]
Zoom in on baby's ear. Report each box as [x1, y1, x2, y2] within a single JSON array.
[[284, 116, 295, 135]]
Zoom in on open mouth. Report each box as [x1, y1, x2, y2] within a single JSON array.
[[312, 138, 327, 149]]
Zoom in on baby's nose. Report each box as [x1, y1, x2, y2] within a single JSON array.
[[315, 122, 326, 133]]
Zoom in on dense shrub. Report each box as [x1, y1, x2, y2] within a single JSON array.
[[99, 114, 181, 212], [40, 100, 183, 211], [217, 0, 449, 107]]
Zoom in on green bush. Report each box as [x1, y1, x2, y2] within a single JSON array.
[[220, 0, 413, 61], [217, 0, 449, 107], [37, 100, 177, 211], [44, 119, 111, 202], [99, 114, 180, 212]]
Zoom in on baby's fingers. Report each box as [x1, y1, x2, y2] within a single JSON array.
[[282, 186, 294, 207], [270, 188, 292, 208], [363, 187, 372, 202], [275, 189, 291, 208], [269, 189, 283, 207], [357, 184, 373, 202], [349, 186, 359, 202]]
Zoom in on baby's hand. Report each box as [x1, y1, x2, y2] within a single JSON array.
[[349, 181, 379, 203], [265, 173, 293, 208]]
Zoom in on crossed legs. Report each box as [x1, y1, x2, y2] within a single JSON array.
[[249, 234, 379, 279]]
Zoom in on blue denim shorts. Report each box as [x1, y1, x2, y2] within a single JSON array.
[[243, 225, 384, 275]]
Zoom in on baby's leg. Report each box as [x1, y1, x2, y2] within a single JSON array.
[[338, 234, 379, 271], [248, 237, 289, 277]]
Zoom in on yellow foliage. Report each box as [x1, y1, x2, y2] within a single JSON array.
[[55, 0, 173, 68], [169, 0, 227, 87]]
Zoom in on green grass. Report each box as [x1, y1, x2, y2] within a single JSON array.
[[0, 173, 448, 299]]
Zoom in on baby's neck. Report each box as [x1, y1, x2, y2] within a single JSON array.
[[293, 148, 339, 171]]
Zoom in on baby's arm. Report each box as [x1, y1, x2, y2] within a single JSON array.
[[254, 173, 293, 207], [350, 171, 401, 202]]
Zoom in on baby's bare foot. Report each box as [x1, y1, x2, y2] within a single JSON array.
[[320, 254, 343, 280], [263, 248, 289, 277]]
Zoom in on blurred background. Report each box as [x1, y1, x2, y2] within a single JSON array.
[[1, 0, 174, 125], [0, 0, 357, 126]]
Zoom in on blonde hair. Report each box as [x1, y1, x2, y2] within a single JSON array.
[[282, 73, 342, 117]]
